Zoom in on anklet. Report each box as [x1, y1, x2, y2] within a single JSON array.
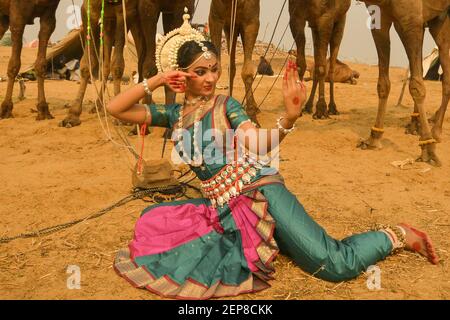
[[370, 223, 406, 254], [418, 138, 436, 146], [371, 127, 384, 133]]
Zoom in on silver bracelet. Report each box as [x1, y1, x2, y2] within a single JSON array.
[[142, 79, 152, 97], [276, 117, 296, 134]]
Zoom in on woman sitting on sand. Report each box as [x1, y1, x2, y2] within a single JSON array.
[[106, 17, 438, 299]]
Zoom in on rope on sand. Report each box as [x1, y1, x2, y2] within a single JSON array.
[[0, 182, 200, 245]]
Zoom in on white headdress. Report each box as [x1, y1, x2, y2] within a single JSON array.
[[156, 8, 213, 73]]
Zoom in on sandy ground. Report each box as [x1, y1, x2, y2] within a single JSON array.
[[0, 46, 449, 300]]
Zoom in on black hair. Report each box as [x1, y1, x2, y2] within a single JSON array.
[[177, 40, 219, 69]]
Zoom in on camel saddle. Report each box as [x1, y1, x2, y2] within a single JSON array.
[[132, 159, 179, 189]]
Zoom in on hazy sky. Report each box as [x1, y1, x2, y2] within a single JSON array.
[[22, 0, 435, 67]]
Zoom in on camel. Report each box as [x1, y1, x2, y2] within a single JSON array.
[[358, 0, 450, 166], [289, 49, 360, 84], [289, 0, 351, 119], [0, 0, 61, 120], [60, 0, 144, 128], [138, 0, 195, 105], [257, 56, 274, 76], [306, 57, 360, 85], [209, 0, 260, 125]]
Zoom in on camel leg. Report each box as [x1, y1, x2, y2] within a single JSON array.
[[60, 50, 95, 127], [209, 6, 225, 61], [397, 24, 440, 166], [209, 6, 225, 94], [139, 0, 160, 104], [289, 1, 307, 80], [404, 102, 421, 135], [290, 18, 306, 80], [358, 15, 392, 150], [401, 37, 420, 135], [328, 17, 346, 116], [302, 24, 319, 114], [60, 6, 100, 128], [0, 15, 8, 40], [304, 76, 318, 114], [289, 1, 308, 117], [129, 19, 145, 83], [428, 17, 450, 143], [241, 20, 260, 125], [18, 79, 26, 100], [0, 21, 25, 119], [311, 24, 332, 120], [223, 24, 239, 97], [34, 11, 56, 120], [112, 17, 125, 97]]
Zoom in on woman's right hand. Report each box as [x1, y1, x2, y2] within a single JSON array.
[[282, 60, 306, 122], [158, 70, 197, 93]]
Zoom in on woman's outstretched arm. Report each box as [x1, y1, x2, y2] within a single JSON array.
[[106, 71, 194, 125], [236, 60, 306, 155]]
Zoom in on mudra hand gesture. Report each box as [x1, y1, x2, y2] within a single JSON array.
[[158, 70, 197, 93], [282, 60, 306, 122]]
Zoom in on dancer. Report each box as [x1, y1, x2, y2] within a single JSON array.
[[107, 12, 438, 299]]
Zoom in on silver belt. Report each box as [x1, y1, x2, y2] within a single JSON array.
[[200, 160, 259, 208]]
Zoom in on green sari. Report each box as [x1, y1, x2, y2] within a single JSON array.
[[113, 95, 392, 299]]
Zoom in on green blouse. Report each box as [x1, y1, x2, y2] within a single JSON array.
[[147, 95, 252, 181]]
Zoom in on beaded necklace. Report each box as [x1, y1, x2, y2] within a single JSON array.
[[184, 96, 202, 106], [176, 96, 211, 167]]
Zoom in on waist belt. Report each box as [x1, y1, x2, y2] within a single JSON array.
[[200, 159, 259, 208]]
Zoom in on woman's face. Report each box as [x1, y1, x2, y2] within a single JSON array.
[[185, 53, 221, 97]]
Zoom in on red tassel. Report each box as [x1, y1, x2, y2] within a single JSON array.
[[137, 123, 147, 175]]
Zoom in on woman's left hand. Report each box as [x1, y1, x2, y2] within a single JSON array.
[[282, 60, 306, 122]]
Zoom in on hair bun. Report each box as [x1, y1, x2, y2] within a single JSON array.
[[155, 7, 206, 73]]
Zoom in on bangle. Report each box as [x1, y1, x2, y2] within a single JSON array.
[[277, 117, 296, 134], [142, 79, 152, 97], [143, 104, 151, 124]]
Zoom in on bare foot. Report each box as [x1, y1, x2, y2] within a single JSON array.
[[399, 223, 439, 265]]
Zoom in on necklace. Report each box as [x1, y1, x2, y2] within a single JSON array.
[[177, 96, 211, 167], [184, 96, 200, 106]]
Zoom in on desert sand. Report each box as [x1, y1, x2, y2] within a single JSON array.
[[0, 46, 449, 300]]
